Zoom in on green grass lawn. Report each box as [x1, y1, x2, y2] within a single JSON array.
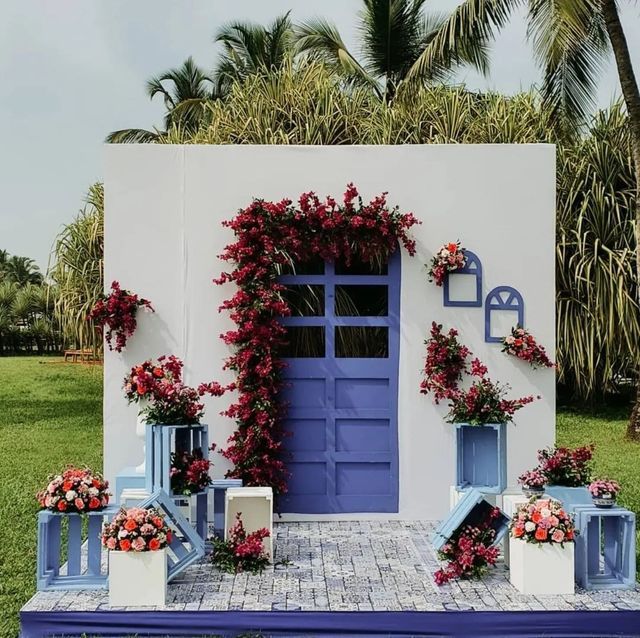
[[1, 357, 639, 638]]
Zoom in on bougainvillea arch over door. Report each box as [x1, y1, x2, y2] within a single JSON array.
[[202, 185, 419, 496]]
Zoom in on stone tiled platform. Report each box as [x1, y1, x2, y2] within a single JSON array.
[[22, 520, 640, 614]]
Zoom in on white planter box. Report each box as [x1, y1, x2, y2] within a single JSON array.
[[109, 549, 167, 607], [225, 487, 273, 560], [509, 539, 574, 595], [501, 494, 531, 568]]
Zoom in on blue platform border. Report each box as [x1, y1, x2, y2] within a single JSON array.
[[20, 609, 640, 638]]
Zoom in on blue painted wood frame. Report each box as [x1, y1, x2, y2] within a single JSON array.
[[443, 250, 483, 307], [37, 506, 118, 591], [455, 423, 507, 494], [209, 478, 243, 537], [432, 488, 509, 552], [484, 286, 525, 343], [138, 490, 205, 582], [278, 252, 401, 514], [573, 505, 636, 590]]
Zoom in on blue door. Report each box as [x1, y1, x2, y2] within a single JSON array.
[[278, 253, 400, 513]]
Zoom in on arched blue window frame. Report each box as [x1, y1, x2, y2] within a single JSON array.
[[485, 286, 524, 343], [443, 250, 482, 308]]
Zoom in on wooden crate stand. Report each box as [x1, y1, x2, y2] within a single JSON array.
[[455, 423, 507, 494], [37, 506, 118, 591]]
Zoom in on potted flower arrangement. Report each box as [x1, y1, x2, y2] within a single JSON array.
[[102, 506, 172, 606], [211, 512, 270, 574], [89, 281, 153, 352], [37, 466, 110, 513], [588, 478, 620, 508], [427, 241, 466, 286], [501, 326, 554, 369], [170, 445, 214, 496], [518, 469, 546, 498], [509, 499, 575, 594], [537, 445, 593, 486], [434, 506, 502, 585]]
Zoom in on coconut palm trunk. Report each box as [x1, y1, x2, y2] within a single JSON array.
[[600, 0, 640, 438]]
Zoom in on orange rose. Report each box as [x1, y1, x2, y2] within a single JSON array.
[[57, 500, 67, 512], [513, 526, 524, 538], [62, 480, 74, 492], [137, 384, 147, 395], [535, 527, 548, 541], [153, 516, 164, 528], [119, 538, 131, 552], [531, 512, 542, 523], [447, 242, 458, 253], [565, 529, 574, 540], [148, 538, 160, 551], [88, 497, 101, 509], [153, 367, 164, 378], [124, 518, 137, 532]]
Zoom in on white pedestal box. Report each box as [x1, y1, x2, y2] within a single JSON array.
[[448, 486, 497, 511], [225, 487, 273, 560], [509, 539, 574, 595], [108, 549, 167, 607], [119, 488, 151, 508]]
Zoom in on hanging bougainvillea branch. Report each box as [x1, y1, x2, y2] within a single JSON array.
[[202, 184, 419, 495]]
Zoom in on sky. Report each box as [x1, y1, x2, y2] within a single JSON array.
[[1, 0, 639, 272]]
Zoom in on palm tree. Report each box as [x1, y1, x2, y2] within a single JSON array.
[[213, 12, 294, 96], [4, 256, 42, 286], [408, 0, 640, 436], [107, 57, 217, 143], [295, 0, 489, 102]]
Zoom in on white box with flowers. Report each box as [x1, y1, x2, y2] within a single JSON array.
[[509, 539, 574, 595], [109, 548, 167, 607]]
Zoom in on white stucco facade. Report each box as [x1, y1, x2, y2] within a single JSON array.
[[104, 144, 556, 521]]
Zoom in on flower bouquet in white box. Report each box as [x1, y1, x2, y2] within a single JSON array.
[[102, 506, 171, 607], [509, 498, 575, 595]]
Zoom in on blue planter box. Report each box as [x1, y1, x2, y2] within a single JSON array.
[[37, 506, 118, 591], [433, 488, 509, 552], [145, 423, 209, 495], [572, 505, 636, 590], [544, 486, 592, 512], [455, 423, 506, 494]]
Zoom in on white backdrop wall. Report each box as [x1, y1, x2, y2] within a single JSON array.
[[104, 144, 556, 520]]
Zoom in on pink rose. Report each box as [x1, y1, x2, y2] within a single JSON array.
[[106, 537, 117, 550], [551, 529, 565, 543], [131, 536, 146, 551]]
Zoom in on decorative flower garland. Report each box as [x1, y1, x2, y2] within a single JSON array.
[[89, 281, 154, 352], [427, 241, 466, 286], [206, 184, 419, 495], [501, 326, 554, 369]]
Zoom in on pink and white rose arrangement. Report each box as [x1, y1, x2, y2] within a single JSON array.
[[510, 499, 575, 545], [427, 241, 467, 287], [101, 507, 172, 552], [37, 466, 110, 513], [518, 468, 547, 490], [502, 326, 554, 369], [588, 479, 620, 500]]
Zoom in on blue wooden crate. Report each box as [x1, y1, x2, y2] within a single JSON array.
[[138, 489, 205, 582], [209, 478, 243, 537], [37, 506, 118, 591], [145, 423, 208, 495], [572, 505, 636, 590], [455, 423, 506, 494], [432, 488, 509, 552], [544, 486, 592, 512], [114, 466, 146, 504]]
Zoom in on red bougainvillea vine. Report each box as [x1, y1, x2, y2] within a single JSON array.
[[201, 184, 419, 495]]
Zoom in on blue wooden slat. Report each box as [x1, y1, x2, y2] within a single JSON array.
[[46, 514, 61, 576], [484, 286, 525, 343], [209, 479, 243, 537], [66, 515, 82, 576], [86, 516, 102, 576]]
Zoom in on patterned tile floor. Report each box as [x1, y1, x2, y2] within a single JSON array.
[[22, 521, 640, 613]]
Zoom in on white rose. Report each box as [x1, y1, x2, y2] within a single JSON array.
[[89, 487, 99, 496], [65, 490, 76, 501], [525, 522, 536, 532], [541, 508, 551, 518], [118, 529, 129, 538]]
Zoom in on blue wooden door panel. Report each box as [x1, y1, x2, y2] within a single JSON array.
[[279, 253, 400, 514]]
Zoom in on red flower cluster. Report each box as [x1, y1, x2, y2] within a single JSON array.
[[427, 241, 466, 286], [37, 466, 110, 513], [123, 355, 183, 403], [434, 507, 502, 585], [419, 322, 471, 403], [205, 185, 418, 495], [170, 445, 215, 495], [536, 445, 594, 486], [89, 281, 153, 352], [101, 506, 172, 552], [211, 512, 271, 574], [502, 326, 554, 369]]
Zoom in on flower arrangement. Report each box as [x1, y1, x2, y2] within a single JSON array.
[[123, 355, 205, 425], [170, 445, 215, 495], [89, 281, 153, 352], [37, 466, 110, 513], [501, 326, 554, 369], [434, 507, 502, 585], [427, 241, 467, 286], [510, 499, 575, 545], [211, 513, 271, 574], [518, 469, 547, 492], [536, 445, 593, 486], [419, 322, 471, 403], [101, 507, 172, 552], [202, 184, 418, 494], [445, 376, 537, 425], [588, 479, 620, 500]]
